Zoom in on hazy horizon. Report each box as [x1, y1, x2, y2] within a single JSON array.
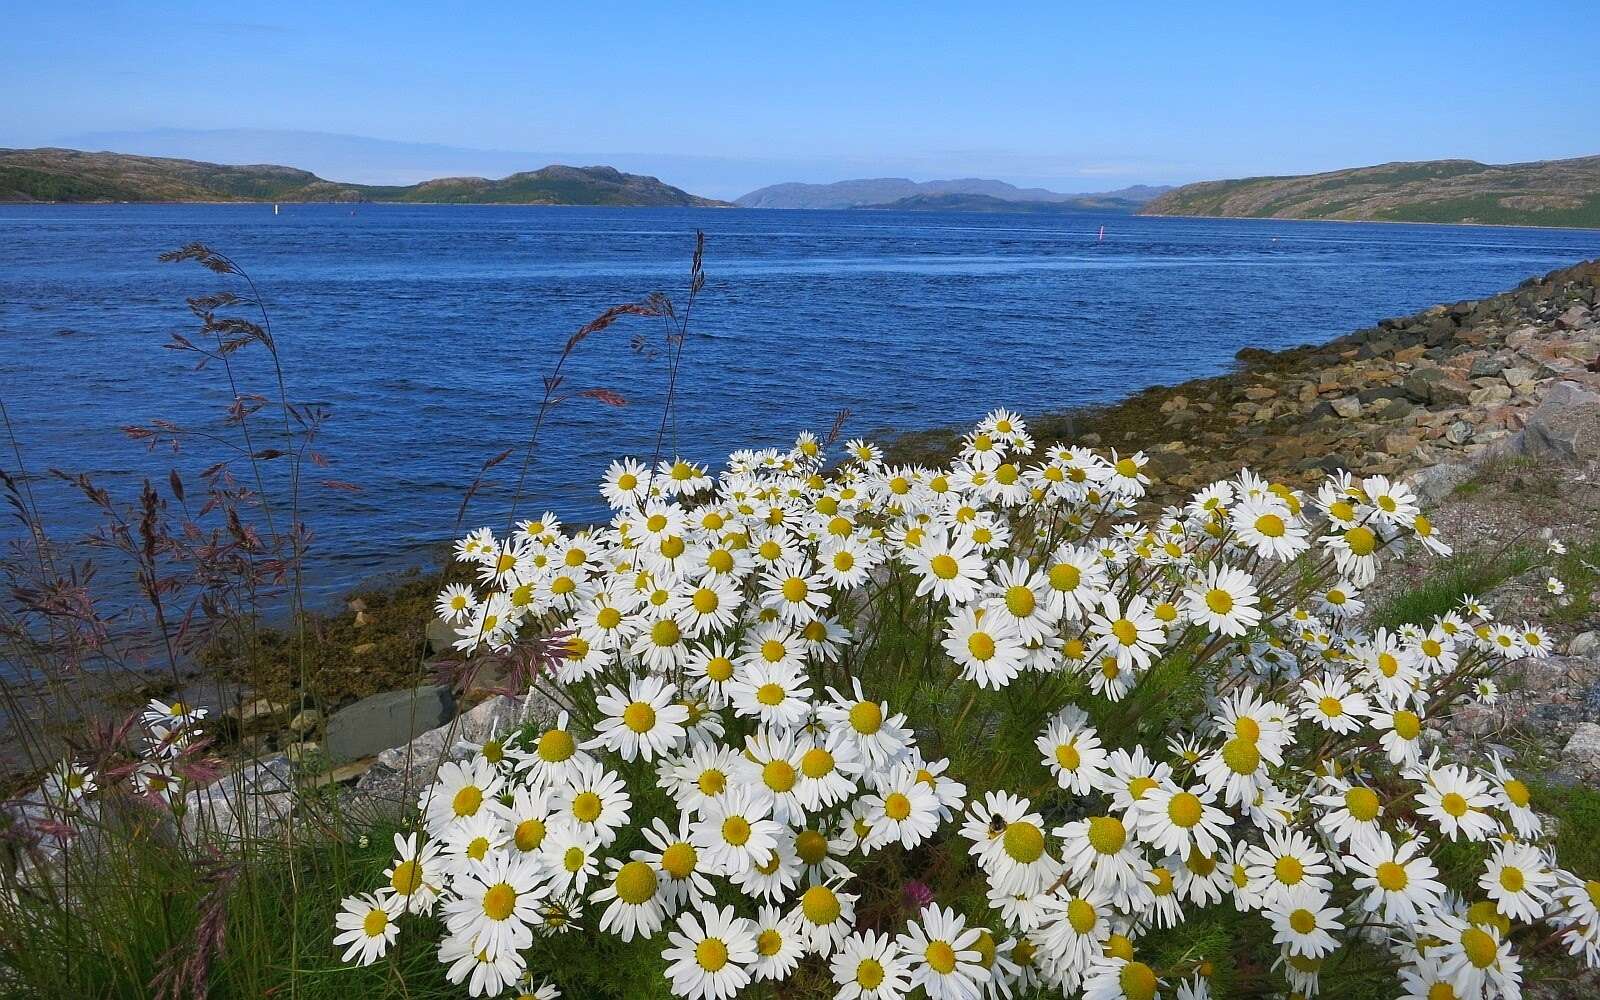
[[4, 2, 1598, 199]]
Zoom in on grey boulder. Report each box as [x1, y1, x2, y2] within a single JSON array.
[[326, 685, 454, 764]]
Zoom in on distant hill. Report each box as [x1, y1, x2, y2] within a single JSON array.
[[0, 148, 729, 206], [1142, 156, 1600, 228], [734, 176, 1171, 210], [852, 192, 1144, 214]]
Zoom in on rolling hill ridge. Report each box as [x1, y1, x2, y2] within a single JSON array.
[[0, 148, 728, 206], [1141, 156, 1600, 228]]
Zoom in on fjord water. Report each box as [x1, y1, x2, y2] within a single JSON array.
[[6, 204, 1600, 598]]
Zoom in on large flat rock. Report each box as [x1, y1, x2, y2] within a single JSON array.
[[326, 685, 454, 764]]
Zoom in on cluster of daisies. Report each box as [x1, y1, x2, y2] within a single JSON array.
[[42, 696, 208, 815], [328, 410, 1594, 1000]]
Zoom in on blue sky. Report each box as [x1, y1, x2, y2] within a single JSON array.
[[3, 1, 1596, 197]]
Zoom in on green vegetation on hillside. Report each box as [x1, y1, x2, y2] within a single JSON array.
[[0, 148, 728, 206], [1142, 155, 1600, 228]]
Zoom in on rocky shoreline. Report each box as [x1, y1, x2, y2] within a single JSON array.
[[891, 258, 1600, 499]]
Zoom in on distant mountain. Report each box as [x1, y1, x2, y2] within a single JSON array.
[[734, 177, 1171, 210], [0, 148, 729, 206], [852, 192, 1144, 214], [1142, 156, 1600, 229]]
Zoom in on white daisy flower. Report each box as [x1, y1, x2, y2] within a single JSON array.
[[661, 902, 758, 1000], [333, 891, 404, 966], [898, 903, 990, 1000], [589, 674, 690, 762], [832, 929, 912, 1000]]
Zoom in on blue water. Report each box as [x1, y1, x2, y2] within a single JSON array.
[[5, 204, 1600, 600]]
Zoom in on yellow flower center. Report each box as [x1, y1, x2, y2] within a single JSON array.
[[1393, 710, 1421, 740], [801, 748, 835, 779], [1067, 897, 1098, 933], [1289, 909, 1317, 934], [705, 656, 734, 682], [467, 837, 490, 861], [1120, 961, 1158, 1000], [514, 818, 546, 853], [801, 885, 840, 925], [1055, 743, 1081, 771], [782, 577, 808, 603], [1274, 856, 1305, 885], [925, 940, 958, 974], [763, 760, 797, 793], [972, 930, 996, 969], [1004, 821, 1045, 863], [1087, 816, 1126, 855], [572, 791, 602, 823], [1499, 867, 1525, 893], [452, 785, 484, 817], [856, 957, 885, 988], [698, 769, 727, 796], [721, 816, 751, 846], [850, 701, 883, 734], [622, 701, 657, 733], [795, 830, 828, 865], [967, 632, 996, 661], [1376, 861, 1409, 891], [1345, 525, 1377, 557], [1255, 514, 1286, 538], [1205, 588, 1234, 614], [757, 929, 783, 957], [362, 908, 389, 936], [1049, 563, 1081, 592], [482, 883, 517, 921], [1235, 716, 1261, 741], [884, 791, 913, 821], [1440, 792, 1469, 818], [756, 682, 786, 706], [390, 860, 423, 895], [563, 847, 585, 873], [1461, 927, 1498, 969], [661, 842, 697, 879], [1345, 787, 1380, 822], [651, 619, 681, 647], [930, 554, 959, 580], [1167, 791, 1204, 828], [1111, 619, 1139, 646], [1222, 737, 1261, 775], [1106, 933, 1135, 961], [614, 861, 658, 905], [1504, 779, 1531, 808], [696, 938, 729, 972]]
